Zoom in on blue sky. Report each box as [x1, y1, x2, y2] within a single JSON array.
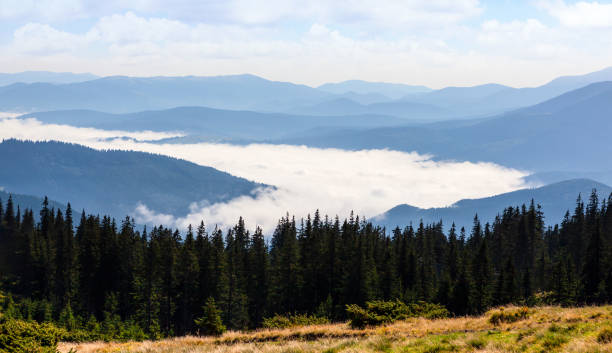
[[1, 0, 612, 88]]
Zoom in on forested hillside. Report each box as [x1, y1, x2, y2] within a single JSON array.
[[377, 179, 612, 230], [0, 139, 262, 217], [0, 190, 65, 217], [1, 189, 611, 339]]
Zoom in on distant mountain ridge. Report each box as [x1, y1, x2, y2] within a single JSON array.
[[400, 66, 612, 117], [2, 67, 612, 119], [0, 139, 263, 218], [285, 81, 612, 177], [0, 71, 98, 86], [376, 179, 612, 231], [20, 106, 411, 142], [309, 67, 612, 119], [317, 80, 431, 99], [0, 74, 332, 113]]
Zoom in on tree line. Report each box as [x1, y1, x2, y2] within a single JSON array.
[[1, 190, 612, 337]]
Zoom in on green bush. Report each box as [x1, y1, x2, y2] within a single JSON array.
[[467, 337, 486, 349], [346, 300, 449, 328], [489, 307, 529, 325], [262, 313, 330, 329], [0, 317, 64, 353], [194, 297, 226, 336], [406, 301, 450, 320]]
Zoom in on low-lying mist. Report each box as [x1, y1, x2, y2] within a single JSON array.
[[0, 117, 531, 231]]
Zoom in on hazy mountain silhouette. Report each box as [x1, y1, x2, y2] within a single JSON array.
[[0, 71, 98, 86], [285, 81, 612, 174], [0, 74, 332, 113], [308, 67, 612, 118], [21, 106, 410, 141], [318, 80, 431, 99], [399, 66, 612, 117], [3, 67, 612, 119], [292, 97, 449, 120]]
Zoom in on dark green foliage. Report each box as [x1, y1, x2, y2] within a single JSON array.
[[1, 188, 612, 341], [194, 298, 226, 336], [346, 300, 449, 328], [0, 317, 63, 353], [262, 313, 330, 329]]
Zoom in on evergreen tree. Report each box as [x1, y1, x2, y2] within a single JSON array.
[[194, 297, 226, 336]]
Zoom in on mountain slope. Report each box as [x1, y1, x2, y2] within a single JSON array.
[[377, 179, 612, 230], [293, 98, 449, 120], [285, 81, 612, 173], [20, 106, 411, 141], [0, 74, 332, 113], [0, 139, 263, 217], [0, 190, 66, 216], [400, 66, 612, 117]]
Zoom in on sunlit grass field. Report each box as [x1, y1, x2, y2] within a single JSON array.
[[59, 305, 612, 353]]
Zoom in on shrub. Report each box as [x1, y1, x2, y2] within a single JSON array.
[[0, 317, 64, 353], [346, 300, 449, 328], [540, 331, 568, 350], [489, 307, 529, 325], [262, 313, 330, 329], [407, 302, 450, 320], [467, 337, 486, 349], [367, 337, 393, 352], [194, 297, 226, 336], [597, 327, 612, 344]]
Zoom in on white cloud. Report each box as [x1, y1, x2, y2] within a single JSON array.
[[539, 0, 612, 28], [0, 0, 85, 21], [80, 140, 530, 232], [12, 23, 87, 54], [0, 117, 182, 143], [0, 117, 530, 231], [0, 0, 482, 28], [0, 112, 23, 119]]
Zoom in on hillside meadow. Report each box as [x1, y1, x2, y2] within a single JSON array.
[[59, 305, 612, 353]]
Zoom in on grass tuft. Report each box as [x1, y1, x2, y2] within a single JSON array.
[[597, 327, 612, 344]]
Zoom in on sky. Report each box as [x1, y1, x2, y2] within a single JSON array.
[[0, 117, 530, 230], [1, 0, 612, 88]]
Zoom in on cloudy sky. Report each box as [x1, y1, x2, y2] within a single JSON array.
[[1, 0, 611, 88]]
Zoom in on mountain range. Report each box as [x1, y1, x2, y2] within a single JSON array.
[[301, 66, 612, 118], [317, 80, 431, 99], [376, 179, 612, 231], [19, 107, 410, 142], [0, 140, 262, 218], [284, 81, 612, 181], [2, 67, 612, 121], [0, 71, 99, 86], [0, 74, 331, 114]]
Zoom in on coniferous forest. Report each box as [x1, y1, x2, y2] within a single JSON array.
[[1, 191, 612, 339]]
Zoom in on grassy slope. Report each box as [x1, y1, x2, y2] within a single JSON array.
[[59, 306, 612, 353]]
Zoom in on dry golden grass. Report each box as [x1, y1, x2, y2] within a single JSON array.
[[58, 305, 612, 353]]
